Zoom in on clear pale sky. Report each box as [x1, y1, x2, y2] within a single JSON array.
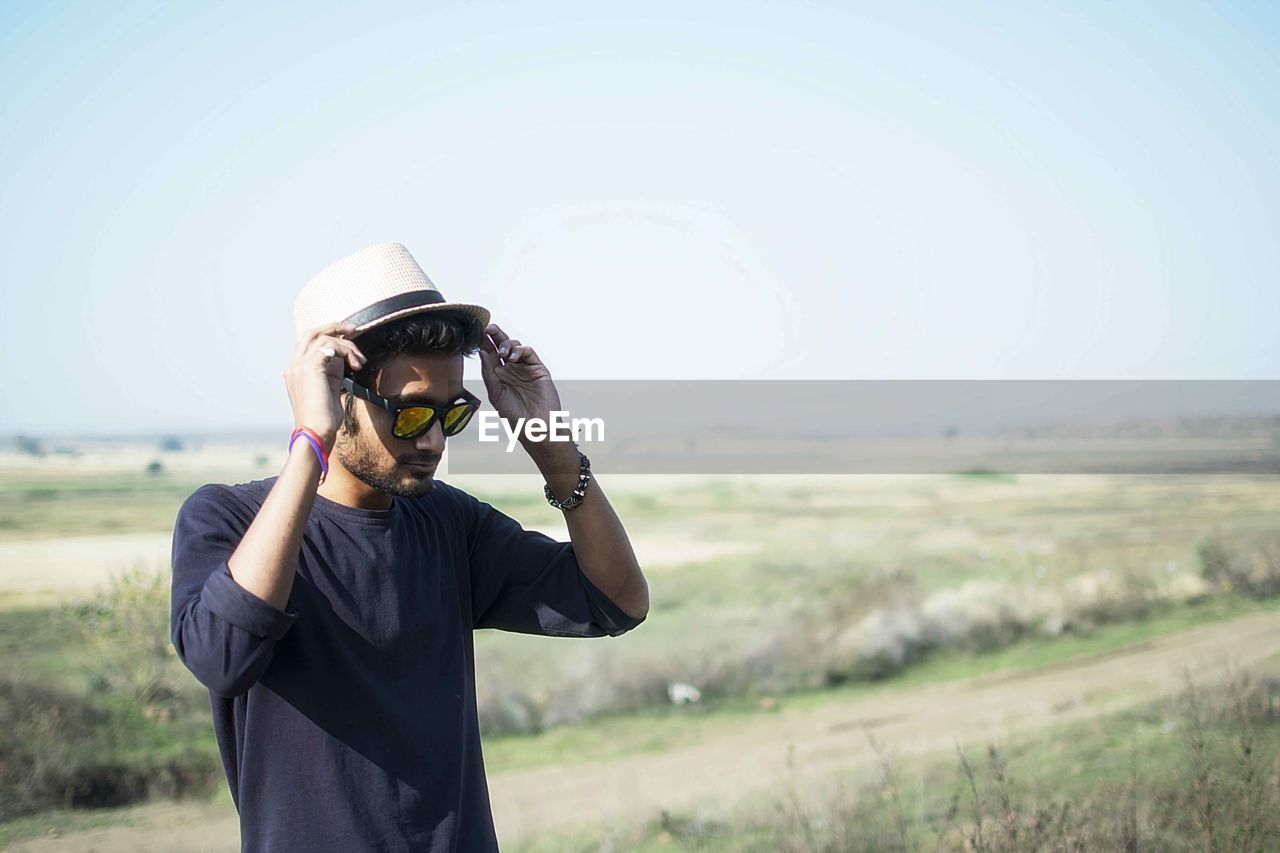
[[2, 1, 1277, 435]]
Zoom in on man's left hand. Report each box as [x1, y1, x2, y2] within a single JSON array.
[[478, 323, 564, 442]]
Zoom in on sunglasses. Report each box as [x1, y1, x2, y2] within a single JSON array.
[[341, 377, 482, 440]]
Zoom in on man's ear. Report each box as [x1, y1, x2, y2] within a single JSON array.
[[334, 390, 357, 440]]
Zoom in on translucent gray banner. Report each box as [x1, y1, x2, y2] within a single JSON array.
[[444, 380, 1280, 475]]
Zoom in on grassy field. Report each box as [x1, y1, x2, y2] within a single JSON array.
[[2, 446, 1279, 848], [478, 594, 1280, 774], [509, 655, 1280, 851], [470, 472, 1280, 734]]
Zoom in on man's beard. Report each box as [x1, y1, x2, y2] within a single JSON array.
[[335, 425, 435, 499]]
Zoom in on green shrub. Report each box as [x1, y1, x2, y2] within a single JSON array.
[[57, 564, 186, 712], [1199, 534, 1280, 599], [0, 679, 219, 821]]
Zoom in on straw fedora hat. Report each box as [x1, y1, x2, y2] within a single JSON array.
[[293, 242, 491, 339]]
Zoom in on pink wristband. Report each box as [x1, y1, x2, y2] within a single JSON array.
[[289, 428, 329, 484]]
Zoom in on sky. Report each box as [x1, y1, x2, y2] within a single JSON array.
[[2, 0, 1277, 434]]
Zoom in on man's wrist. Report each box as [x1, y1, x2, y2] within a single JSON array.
[[286, 438, 324, 483], [526, 440, 584, 507], [531, 441, 591, 511], [294, 425, 337, 453], [524, 437, 581, 472]]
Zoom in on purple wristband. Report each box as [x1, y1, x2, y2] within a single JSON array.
[[289, 429, 329, 483]]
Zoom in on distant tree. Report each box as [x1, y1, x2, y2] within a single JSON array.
[[158, 436, 185, 452], [15, 434, 44, 456], [146, 460, 165, 476], [254, 454, 269, 468]]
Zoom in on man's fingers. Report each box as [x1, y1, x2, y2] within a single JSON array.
[[311, 334, 362, 357], [307, 334, 366, 371], [485, 324, 510, 348], [302, 322, 357, 345], [506, 344, 535, 364], [483, 327, 529, 364], [295, 322, 358, 357]]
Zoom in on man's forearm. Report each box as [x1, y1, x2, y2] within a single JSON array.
[[225, 443, 321, 611], [529, 441, 649, 620]]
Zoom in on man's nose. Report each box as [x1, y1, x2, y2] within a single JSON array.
[[413, 419, 446, 454]]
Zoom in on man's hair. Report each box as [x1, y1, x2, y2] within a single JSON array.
[[341, 311, 486, 436]]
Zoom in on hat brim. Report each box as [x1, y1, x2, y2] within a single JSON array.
[[350, 302, 492, 338]]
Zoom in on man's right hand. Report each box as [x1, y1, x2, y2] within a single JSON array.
[[285, 322, 367, 448]]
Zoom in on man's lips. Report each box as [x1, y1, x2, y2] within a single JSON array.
[[403, 460, 438, 470]]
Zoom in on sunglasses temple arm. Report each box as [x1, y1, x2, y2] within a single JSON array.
[[346, 379, 397, 414]]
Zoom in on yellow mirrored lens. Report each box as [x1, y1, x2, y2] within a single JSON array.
[[394, 407, 434, 437], [443, 404, 475, 434]]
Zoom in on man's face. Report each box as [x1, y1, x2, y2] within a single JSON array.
[[335, 351, 465, 498]]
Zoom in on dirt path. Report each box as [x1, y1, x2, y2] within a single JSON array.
[[0, 527, 756, 599], [0, 533, 174, 594], [11, 611, 1280, 851]]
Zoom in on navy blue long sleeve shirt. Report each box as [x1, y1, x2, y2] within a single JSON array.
[[169, 476, 645, 852]]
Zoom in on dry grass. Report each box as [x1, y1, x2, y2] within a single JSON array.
[[479, 536, 1279, 737], [516, 664, 1280, 851]]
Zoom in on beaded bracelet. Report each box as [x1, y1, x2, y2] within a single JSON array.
[[544, 451, 592, 511], [290, 427, 330, 485]]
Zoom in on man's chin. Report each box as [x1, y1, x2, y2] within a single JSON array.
[[398, 469, 436, 495]]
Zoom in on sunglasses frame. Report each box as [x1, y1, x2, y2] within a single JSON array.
[[341, 377, 483, 440]]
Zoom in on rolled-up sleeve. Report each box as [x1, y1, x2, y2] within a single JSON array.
[[456, 486, 645, 638], [170, 485, 299, 697]]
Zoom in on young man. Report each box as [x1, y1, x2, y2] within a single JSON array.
[[170, 242, 648, 852]]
